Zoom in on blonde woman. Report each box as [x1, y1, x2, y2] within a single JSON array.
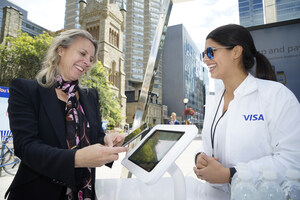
[[6, 29, 127, 200]]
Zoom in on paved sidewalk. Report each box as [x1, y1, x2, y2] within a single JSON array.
[[0, 134, 203, 199]]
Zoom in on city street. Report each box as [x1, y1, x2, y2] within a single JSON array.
[[0, 134, 203, 199]]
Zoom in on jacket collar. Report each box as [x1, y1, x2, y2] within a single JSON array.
[[39, 85, 96, 148], [39, 85, 67, 148], [233, 73, 258, 97], [213, 73, 258, 103]]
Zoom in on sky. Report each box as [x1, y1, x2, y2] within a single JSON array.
[[169, 0, 239, 51], [8, 0, 239, 52]]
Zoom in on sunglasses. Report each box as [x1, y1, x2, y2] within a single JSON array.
[[201, 46, 233, 60]]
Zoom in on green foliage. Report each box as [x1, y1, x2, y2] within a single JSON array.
[[81, 61, 123, 127], [0, 31, 53, 86]]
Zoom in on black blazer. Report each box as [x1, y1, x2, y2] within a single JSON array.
[[5, 78, 105, 200]]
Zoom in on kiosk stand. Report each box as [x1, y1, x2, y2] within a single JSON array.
[[121, 125, 198, 200], [168, 163, 186, 200]]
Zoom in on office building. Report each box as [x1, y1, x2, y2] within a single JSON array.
[[239, 0, 300, 27], [0, 0, 47, 40], [162, 24, 205, 128], [64, 0, 81, 29], [116, 0, 165, 126]]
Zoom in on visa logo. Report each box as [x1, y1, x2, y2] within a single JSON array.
[[243, 114, 264, 121]]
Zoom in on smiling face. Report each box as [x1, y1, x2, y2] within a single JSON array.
[[203, 39, 234, 80], [58, 36, 95, 81]]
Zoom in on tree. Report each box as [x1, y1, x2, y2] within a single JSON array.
[[81, 61, 123, 127], [0, 31, 52, 86]]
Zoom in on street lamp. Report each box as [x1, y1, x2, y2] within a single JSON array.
[[183, 98, 189, 123], [183, 98, 189, 109]]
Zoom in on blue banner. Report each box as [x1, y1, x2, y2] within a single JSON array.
[[0, 130, 12, 141], [1, 86, 10, 141], [0, 86, 9, 98]]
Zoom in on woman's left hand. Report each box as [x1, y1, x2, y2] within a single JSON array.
[[104, 133, 125, 147], [193, 154, 230, 184]]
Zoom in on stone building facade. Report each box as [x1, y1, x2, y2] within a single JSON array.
[[0, 6, 22, 43], [79, 0, 127, 128]]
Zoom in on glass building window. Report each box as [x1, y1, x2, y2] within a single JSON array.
[[133, 24, 144, 31], [132, 30, 144, 37], [133, 7, 144, 13], [133, 2, 144, 9], [150, 7, 160, 13], [131, 74, 143, 80], [276, 0, 300, 22], [132, 43, 144, 48], [133, 18, 144, 25], [150, 13, 159, 19], [132, 55, 143, 61], [150, 1, 160, 8], [131, 68, 143, 74], [132, 61, 144, 68], [132, 37, 144, 43], [133, 13, 144, 19], [132, 49, 143, 56]]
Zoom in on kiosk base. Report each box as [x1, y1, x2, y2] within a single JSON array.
[[167, 163, 186, 200], [95, 176, 203, 200]]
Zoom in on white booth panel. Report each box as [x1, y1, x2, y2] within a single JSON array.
[[96, 177, 203, 200]]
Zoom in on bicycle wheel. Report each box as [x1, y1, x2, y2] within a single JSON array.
[[2, 149, 20, 176], [1, 147, 13, 164]]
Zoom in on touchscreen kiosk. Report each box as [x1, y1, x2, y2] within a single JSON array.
[[122, 125, 198, 184]]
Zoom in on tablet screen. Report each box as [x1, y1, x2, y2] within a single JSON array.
[[122, 123, 148, 146], [128, 130, 184, 172]]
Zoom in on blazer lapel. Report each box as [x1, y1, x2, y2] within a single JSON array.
[[38, 86, 67, 148], [79, 88, 97, 143]]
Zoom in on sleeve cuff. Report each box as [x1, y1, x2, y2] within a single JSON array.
[[195, 152, 202, 164], [229, 167, 237, 184]]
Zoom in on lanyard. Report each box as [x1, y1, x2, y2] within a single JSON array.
[[210, 90, 227, 157]]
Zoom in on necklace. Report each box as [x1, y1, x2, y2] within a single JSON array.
[[210, 90, 227, 157]]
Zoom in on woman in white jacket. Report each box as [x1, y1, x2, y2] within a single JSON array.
[[193, 24, 300, 199]]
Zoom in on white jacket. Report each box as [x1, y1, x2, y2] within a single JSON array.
[[200, 74, 300, 199]]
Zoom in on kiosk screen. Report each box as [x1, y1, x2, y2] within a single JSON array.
[[128, 130, 184, 172]]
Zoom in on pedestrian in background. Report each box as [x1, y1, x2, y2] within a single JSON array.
[[168, 112, 180, 125]]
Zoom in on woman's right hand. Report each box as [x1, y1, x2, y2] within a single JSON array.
[[195, 152, 208, 169], [74, 144, 127, 168]]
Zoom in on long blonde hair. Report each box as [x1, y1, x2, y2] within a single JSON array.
[[36, 29, 98, 87]]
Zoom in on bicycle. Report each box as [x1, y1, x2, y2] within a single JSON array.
[[0, 135, 20, 176]]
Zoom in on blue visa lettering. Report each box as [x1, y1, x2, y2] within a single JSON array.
[[243, 114, 264, 121], [252, 114, 258, 120], [258, 114, 264, 121], [243, 115, 250, 121]]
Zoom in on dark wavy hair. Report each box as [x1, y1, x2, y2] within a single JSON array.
[[206, 24, 276, 81]]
